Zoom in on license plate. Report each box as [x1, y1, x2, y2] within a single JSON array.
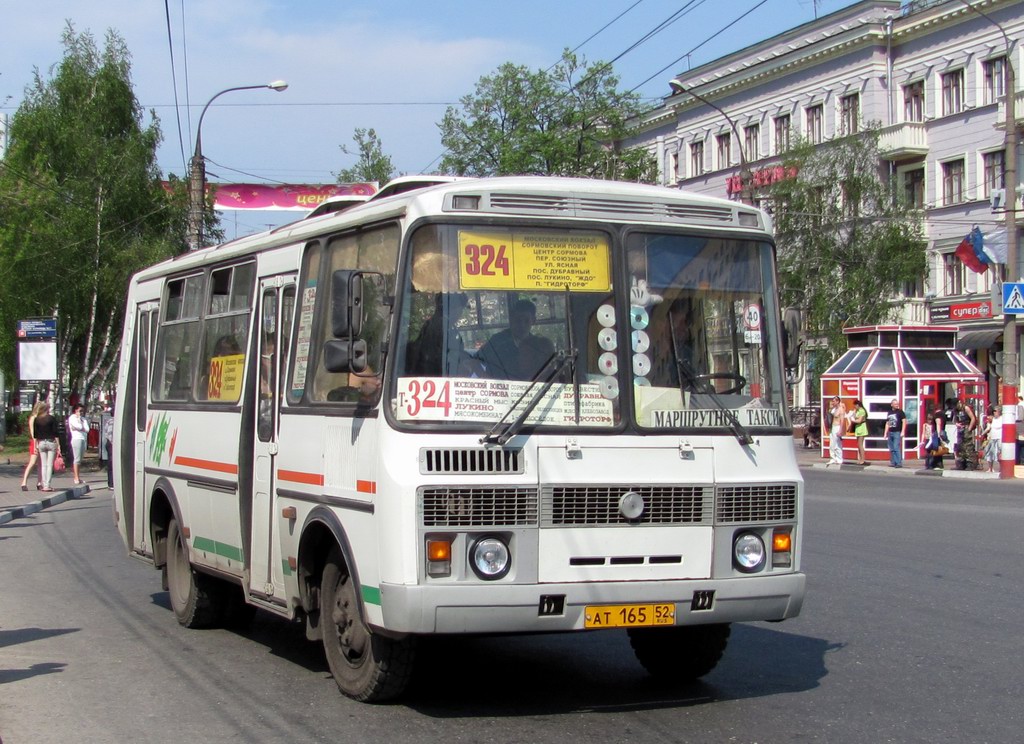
[[584, 603, 675, 629]]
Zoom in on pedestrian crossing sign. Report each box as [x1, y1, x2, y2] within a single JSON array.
[[1004, 282, 1024, 315]]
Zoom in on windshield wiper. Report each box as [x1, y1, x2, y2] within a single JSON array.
[[480, 349, 577, 445], [668, 312, 753, 446]]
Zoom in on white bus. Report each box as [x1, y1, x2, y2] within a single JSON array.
[[112, 176, 805, 702]]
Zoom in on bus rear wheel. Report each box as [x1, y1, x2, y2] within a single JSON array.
[[628, 623, 731, 681], [166, 518, 222, 628], [320, 547, 414, 702]]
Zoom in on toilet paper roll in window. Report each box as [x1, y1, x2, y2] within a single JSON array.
[[597, 304, 616, 328], [632, 353, 651, 377], [598, 351, 619, 375], [629, 305, 649, 330], [598, 327, 617, 351], [631, 329, 650, 353]]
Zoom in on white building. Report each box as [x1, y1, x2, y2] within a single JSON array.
[[629, 0, 1023, 406]]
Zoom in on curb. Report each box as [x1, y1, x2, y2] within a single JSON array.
[[802, 461, 1000, 479], [0, 484, 92, 525]]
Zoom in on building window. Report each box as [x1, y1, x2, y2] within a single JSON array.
[[943, 252, 965, 296], [902, 276, 924, 299], [942, 159, 965, 205], [690, 140, 705, 176], [667, 150, 679, 183], [903, 168, 925, 209], [716, 132, 731, 169], [983, 56, 1007, 105], [903, 81, 924, 122], [983, 150, 1005, 197], [805, 104, 823, 145], [840, 93, 860, 135], [942, 69, 964, 115], [744, 123, 760, 161], [774, 114, 791, 154]]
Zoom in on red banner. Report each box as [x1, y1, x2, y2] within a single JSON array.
[[163, 182, 377, 211]]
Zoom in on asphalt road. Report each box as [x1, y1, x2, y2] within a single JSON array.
[[1, 471, 1022, 743]]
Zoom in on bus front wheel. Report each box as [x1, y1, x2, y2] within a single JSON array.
[[320, 547, 414, 702], [628, 623, 731, 681], [166, 518, 221, 628]]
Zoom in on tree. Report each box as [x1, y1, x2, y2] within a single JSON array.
[[335, 128, 396, 185], [767, 127, 927, 357], [438, 51, 657, 182], [0, 24, 184, 399]]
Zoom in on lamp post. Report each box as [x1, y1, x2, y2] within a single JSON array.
[[956, 0, 1017, 478], [188, 81, 288, 251], [668, 79, 753, 205]]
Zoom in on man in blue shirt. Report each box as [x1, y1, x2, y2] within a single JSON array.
[[883, 398, 908, 468]]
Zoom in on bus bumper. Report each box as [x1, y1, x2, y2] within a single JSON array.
[[376, 572, 805, 634]]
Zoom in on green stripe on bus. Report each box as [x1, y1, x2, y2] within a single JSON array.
[[193, 536, 243, 562], [282, 560, 293, 576], [361, 585, 381, 605]]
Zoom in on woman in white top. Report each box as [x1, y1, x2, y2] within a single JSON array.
[[826, 396, 847, 465], [982, 405, 1002, 473], [67, 403, 89, 485]]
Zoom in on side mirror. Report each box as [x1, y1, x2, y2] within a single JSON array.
[[782, 307, 802, 369], [331, 270, 363, 338], [323, 339, 368, 374]]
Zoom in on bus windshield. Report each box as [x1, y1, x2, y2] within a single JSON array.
[[389, 223, 785, 433]]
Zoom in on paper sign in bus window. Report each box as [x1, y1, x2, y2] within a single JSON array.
[[458, 231, 611, 292]]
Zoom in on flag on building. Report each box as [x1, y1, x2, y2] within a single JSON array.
[[982, 228, 1008, 265], [954, 228, 988, 273]]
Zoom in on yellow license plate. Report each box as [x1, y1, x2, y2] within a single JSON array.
[[584, 603, 675, 629]]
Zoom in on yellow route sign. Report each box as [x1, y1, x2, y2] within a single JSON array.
[[458, 230, 610, 292]]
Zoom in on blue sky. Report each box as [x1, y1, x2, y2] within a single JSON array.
[[1, 0, 860, 236]]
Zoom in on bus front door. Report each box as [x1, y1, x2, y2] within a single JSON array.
[[249, 279, 295, 601]]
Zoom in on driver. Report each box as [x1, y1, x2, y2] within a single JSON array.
[[649, 298, 705, 389]]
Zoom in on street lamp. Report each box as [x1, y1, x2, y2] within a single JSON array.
[[668, 79, 753, 205], [956, 0, 1017, 479], [188, 80, 289, 251]]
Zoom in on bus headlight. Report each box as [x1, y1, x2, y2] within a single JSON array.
[[470, 536, 511, 580], [733, 532, 766, 573]]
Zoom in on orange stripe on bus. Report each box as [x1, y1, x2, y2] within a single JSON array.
[[356, 480, 377, 494], [278, 469, 325, 486], [174, 456, 239, 475]]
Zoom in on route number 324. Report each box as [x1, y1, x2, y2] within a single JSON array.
[[463, 243, 510, 276]]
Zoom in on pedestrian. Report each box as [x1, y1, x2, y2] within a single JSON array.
[[883, 398, 907, 468], [103, 407, 115, 489], [981, 405, 1001, 473], [924, 406, 947, 470], [850, 398, 868, 465], [33, 402, 62, 492], [19, 401, 46, 491], [825, 395, 847, 465], [67, 402, 89, 485], [954, 399, 978, 471]]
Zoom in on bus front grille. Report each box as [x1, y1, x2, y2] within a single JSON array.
[[715, 484, 798, 524], [541, 485, 713, 526], [420, 487, 538, 527], [420, 447, 524, 475]]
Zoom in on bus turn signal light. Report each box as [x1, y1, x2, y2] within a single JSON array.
[[426, 539, 452, 578], [772, 530, 792, 568], [773, 533, 791, 552]]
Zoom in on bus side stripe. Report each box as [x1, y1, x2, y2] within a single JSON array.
[[193, 536, 243, 562], [356, 480, 377, 494], [278, 469, 325, 486], [361, 585, 381, 606], [174, 456, 239, 475]]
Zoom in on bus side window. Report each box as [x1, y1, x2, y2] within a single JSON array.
[[153, 274, 203, 402], [195, 263, 255, 403]]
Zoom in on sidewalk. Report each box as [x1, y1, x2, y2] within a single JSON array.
[[0, 450, 105, 525], [792, 440, 1022, 480]]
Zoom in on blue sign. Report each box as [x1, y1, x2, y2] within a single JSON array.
[[1003, 283, 1024, 315], [16, 318, 58, 338]]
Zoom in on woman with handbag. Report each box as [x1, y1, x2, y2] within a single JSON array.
[[924, 406, 947, 470], [851, 399, 869, 465], [33, 402, 63, 491]]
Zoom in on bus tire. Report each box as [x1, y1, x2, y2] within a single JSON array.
[[320, 547, 414, 702], [628, 623, 731, 681], [166, 518, 221, 629]]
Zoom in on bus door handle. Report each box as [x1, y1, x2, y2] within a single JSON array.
[[267, 443, 279, 455]]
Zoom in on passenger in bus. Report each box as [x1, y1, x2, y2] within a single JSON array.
[[477, 299, 554, 380], [407, 292, 468, 376], [213, 334, 241, 356], [649, 299, 704, 389]]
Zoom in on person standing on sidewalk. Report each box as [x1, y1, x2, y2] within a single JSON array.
[[67, 403, 89, 486], [826, 396, 847, 465], [924, 406, 947, 470], [33, 403, 62, 491], [981, 405, 1001, 473], [19, 401, 46, 491], [954, 399, 978, 471], [850, 399, 869, 465], [883, 399, 907, 468]]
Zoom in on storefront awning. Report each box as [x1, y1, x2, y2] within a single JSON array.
[[956, 329, 1001, 351]]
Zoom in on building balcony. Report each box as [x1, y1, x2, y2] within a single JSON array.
[[995, 89, 1024, 129], [878, 122, 928, 160]]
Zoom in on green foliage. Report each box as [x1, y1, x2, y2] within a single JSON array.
[[439, 51, 657, 182], [335, 128, 396, 185], [767, 127, 926, 357], [0, 24, 185, 395]]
